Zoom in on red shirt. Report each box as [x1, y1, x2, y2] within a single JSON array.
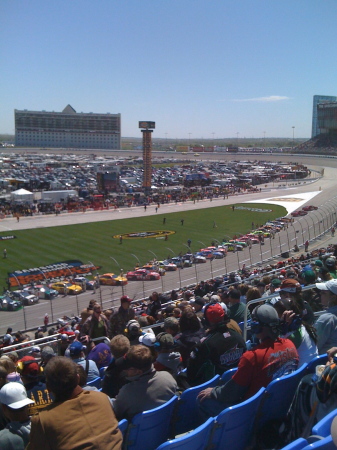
[[232, 337, 299, 399]]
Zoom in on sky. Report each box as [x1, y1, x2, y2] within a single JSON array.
[[1, 1, 337, 139]]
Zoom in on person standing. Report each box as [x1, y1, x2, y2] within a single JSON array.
[[3, 249, 6, 259], [109, 296, 135, 337], [163, 217, 166, 224], [82, 304, 109, 339], [181, 219, 184, 225], [304, 240, 309, 252]]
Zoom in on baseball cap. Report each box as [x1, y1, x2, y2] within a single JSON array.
[[164, 317, 179, 329], [301, 270, 316, 284], [121, 295, 132, 303], [210, 294, 220, 303], [41, 346, 56, 361], [280, 278, 301, 293], [286, 270, 297, 279], [205, 303, 225, 324], [325, 258, 336, 268], [139, 332, 156, 347], [315, 260, 323, 267], [192, 296, 205, 307], [126, 320, 140, 333], [3, 334, 13, 343], [0, 382, 34, 409], [316, 279, 337, 295], [156, 332, 174, 350], [28, 346, 41, 355], [252, 303, 280, 326], [69, 340, 85, 357], [271, 278, 281, 287], [17, 356, 40, 378]]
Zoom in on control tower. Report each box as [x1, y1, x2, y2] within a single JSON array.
[[139, 121, 155, 194]]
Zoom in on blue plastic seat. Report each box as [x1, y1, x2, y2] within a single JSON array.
[[86, 376, 101, 389], [173, 374, 220, 435], [312, 408, 337, 437], [118, 418, 128, 439], [280, 438, 309, 450], [220, 367, 238, 383], [306, 354, 328, 375], [208, 387, 265, 450], [99, 366, 108, 379], [302, 435, 335, 449], [125, 395, 178, 450], [156, 417, 214, 450], [258, 363, 308, 429]]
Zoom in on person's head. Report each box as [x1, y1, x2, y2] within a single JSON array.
[[76, 364, 88, 387], [204, 303, 225, 327], [139, 332, 156, 347], [123, 345, 152, 378], [41, 346, 56, 365], [0, 382, 34, 421], [316, 279, 337, 308], [270, 278, 282, 292], [173, 307, 182, 318], [246, 287, 262, 302], [110, 334, 131, 358], [155, 332, 175, 353], [179, 309, 201, 333], [256, 282, 266, 296], [163, 317, 180, 336], [279, 278, 302, 301], [251, 303, 281, 340], [190, 296, 205, 312], [68, 341, 85, 359], [6, 352, 19, 364], [228, 289, 240, 305], [0, 365, 8, 388], [44, 356, 79, 401], [120, 295, 132, 310], [151, 291, 159, 301], [125, 319, 141, 338], [17, 356, 41, 381], [93, 304, 102, 317], [325, 257, 336, 272], [0, 357, 16, 375]]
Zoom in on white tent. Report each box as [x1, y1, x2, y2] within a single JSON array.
[[11, 188, 34, 202]]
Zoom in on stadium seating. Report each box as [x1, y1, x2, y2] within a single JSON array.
[[173, 374, 220, 435], [280, 438, 309, 450], [118, 419, 128, 439], [156, 417, 214, 450], [99, 366, 108, 378], [207, 387, 265, 450], [220, 367, 238, 383], [306, 355, 328, 375], [86, 376, 101, 389], [301, 435, 335, 449], [257, 363, 308, 429], [124, 395, 178, 450], [312, 409, 337, 438]]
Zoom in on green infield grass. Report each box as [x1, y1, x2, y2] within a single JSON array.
[[0, 202, 286, 285]]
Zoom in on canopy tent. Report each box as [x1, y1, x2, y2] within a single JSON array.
[[11, 188, 34, 202]]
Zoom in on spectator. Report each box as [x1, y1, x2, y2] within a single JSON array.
[[80, 299, 97, 324], [315, 279, 337, 353], [228, 289, 251, 324], [0, 382, 34, 449], [279, 278, 315, 325], [176, 309, 205, 365], [187, 303, 246, 386], [17, 356, 54, 415], [109, 295, 135, 337], [323, 257, 337, 279], [124, 319, 142, 345], [87, 339, 112, 370], [153, 332, 182, 376], [40, 346, 56, 368], [0, 356, 21, 383], [26, 357, 122, 450], [189, 296, 205, 318], [112, 345, 177, 421], [82, 304, 109, 339], [68, 341, 100, 382], [197, 304, 299, 421], [163, 317, 180, 337], [101, 335, 131, 398]]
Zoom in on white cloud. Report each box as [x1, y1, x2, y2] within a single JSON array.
[[231, 96, 290, 102]]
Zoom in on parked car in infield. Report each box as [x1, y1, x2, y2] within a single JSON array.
[[0, 295, 22, 311], [98, 273, 128, 286], [50, 281, 83, 295], [24, 285, 59, 300], [126, 269, 161, 281], [12, 290, 39, 305]]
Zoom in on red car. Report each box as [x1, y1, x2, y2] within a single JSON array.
[[302, 205, 318, 211], [126, 269, 161, 281], [291, 210, 308, 217]]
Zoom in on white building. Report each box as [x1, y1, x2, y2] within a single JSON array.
[[15, 105, 121, 150]]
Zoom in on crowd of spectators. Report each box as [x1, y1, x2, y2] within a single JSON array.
[[2, 244, 337, 447]]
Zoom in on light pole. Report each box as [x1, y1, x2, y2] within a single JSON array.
[[13, 273, 27, 330], [188, 133, 191, 151], [110, 256, 125, 296], [148, 250, 164, 292], [131, 254, 145, 300], [306, 214, 316, 239], [166, 247, 181, 289], [292, 126, 295, 147], [311, 211, 322, 235], [301, 216, 311, 241], [316, 209, 326, 233], [291, 223, 298, 247]]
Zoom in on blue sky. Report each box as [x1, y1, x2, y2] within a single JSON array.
[[1, 1, 336, 139]]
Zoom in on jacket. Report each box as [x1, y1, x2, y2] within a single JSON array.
[[27, 387, 122, 450]]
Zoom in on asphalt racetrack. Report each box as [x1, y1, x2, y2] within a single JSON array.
[[1, 152, 336, 335]]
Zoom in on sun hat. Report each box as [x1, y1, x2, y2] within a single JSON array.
[[0, 382, 34, 409]]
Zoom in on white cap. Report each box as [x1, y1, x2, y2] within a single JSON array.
[[0, 382, 34, 409], [139, 332, 156, 347], [316, 279, 337, 295]]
